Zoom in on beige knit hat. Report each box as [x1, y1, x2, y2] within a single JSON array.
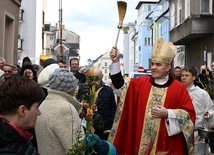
[[37, 64, 60, 87]]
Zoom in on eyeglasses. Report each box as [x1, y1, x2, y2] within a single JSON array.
[[3, 70, 12, 73]]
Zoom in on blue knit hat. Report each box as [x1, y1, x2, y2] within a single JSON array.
[[85, 134, 117, 155]]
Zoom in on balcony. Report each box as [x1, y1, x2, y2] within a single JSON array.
[[170, 16, 214, 45], [170, 0, 214, 45]]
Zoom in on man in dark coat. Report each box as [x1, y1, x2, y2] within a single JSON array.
[[69, 58, 86, 84], [70, 58, 86, 101], [87, 67, 117, 140]]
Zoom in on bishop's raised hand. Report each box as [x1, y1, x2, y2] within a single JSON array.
[[109, 47, 120, 63]]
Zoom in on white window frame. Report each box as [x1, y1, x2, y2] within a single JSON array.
[[185, 0, 190, 19], [177, 0, 182, 25], [144, 37, 151, 46], [170, 4, 175, 30]]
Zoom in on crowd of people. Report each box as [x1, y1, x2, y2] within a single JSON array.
[[0, 56, 117, 155], [0, 37, 214, 155]]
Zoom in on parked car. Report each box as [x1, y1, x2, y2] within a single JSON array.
[[129, 71, 151, 78]]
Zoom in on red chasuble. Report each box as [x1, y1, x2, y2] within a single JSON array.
[[108, 76, 196, 155]]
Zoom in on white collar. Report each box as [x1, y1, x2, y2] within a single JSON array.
[[154, 75, 169, 85], [188, 84, 196, 90]]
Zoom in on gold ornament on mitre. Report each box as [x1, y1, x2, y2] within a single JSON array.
[[151, 38, 177, 64]]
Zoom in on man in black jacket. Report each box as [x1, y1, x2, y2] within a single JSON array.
[[70, 58, 86, 101], [70, 58, 86, 84], [0, 76, 45, 154]]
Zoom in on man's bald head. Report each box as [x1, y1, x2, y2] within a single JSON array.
[[88, 67, 102, 77]]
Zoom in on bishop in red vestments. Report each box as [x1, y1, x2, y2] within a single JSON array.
[[108, 38, 196, 155]]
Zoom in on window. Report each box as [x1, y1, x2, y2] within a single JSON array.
[[148, 5, 151, 11], [143, 4, 152, 11], [161, 22, 167, 35], [50, 34, 54, 40], [201, 0, 213, 14], [19, 9, 24, 21], [44, 24, 50, 31], [105, 69, 107, 74], [143, 5, 147, 11], [144, 38, 151, 46], [185, 0, 190, 18], [179, 7, 182, 24], [18, 38, 23, 50], [105, 62, 107, 66], [177, 0, 182, 25], [148, 38, 151, 45]]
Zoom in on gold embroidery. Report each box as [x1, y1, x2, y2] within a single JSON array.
[[108, 76, 131, 143], [173, 109, 194, 155], [139, 86, 167, 155], [151, 38, 176, 64]]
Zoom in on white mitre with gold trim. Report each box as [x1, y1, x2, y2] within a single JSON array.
[[151, 38, 177, 64]]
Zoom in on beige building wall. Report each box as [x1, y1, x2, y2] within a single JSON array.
[[0, 0, 21, 65]]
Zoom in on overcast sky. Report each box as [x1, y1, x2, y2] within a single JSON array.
[[46, 0, 139, 66]]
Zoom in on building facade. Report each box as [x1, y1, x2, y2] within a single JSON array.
[[18, 0, 46, 66], [122, 0, 159, 76], [122, 22, 136, 75], [151, 0, 185, 67], [142, 0, 160, 69], [0, 0, 21, 65], [122, 0, 158, 74], [169, 0, 214, 70], [45, 24, 80, 68]]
